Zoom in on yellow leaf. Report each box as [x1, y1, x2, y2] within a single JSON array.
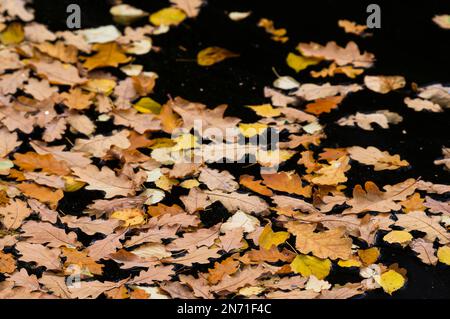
[[197, 47, 239, 66], [312, 156, 351, 186], [380, 270, 405, 295], [179, 179, 200, 189], [171, 133, 199, 151], [83, 79, 116, 95], [239, 123, 268, 137], [111, 208, 146, 227], [134, 97, 162, 114], [286, 52, 321, 73], [83, 43, 131, 71], [437, 246, 450, 265], [155, 175, 178, 191], [358, 247, 380, 265], [383, 230, 413, 245], [150, 7, 186, 26], [290, 254, 331, 279], [149, 138, 176, 149], [0, 22, 24, 45], [258, 224, 290, 249], [256, 150, 295, 167], [63, 176, 86, 192], [247, 104, 281, 117], [338, 258, 362, 268]]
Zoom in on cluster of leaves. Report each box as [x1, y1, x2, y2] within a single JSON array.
[[0, 0, 449, 299]]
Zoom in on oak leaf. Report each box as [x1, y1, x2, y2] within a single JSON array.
[[364, 75, 406, 94], [239, 175, 273, 196], [305, 96, 344, 115], [0, 198, 31, 229], [298, 41, 375, 68], [395, 211, 449, 244], [409, 238, 437, 265], [164, 246, 221, 266], [294, 227, 352, 260], [205, 190, 269, 213], [17, 183, 64, 209], [262, 171, 311, 197], [86, 229, 127, 260], [29, 60, 86, 86], [61, 215, 120, 236], [337, 110, 403, 130], [347, 146, 409, 171], [198, 167, 239, 192], [344, 179, 417, 215], [311, 156, 351, 185], [15, 242, 61, 270], [0, 251, 16, 273], [72, 165, 135, 198], [13, 152, 71, 175], [72, 130, 131, 158], [21, 221, 80, 248], [170, 0, 203, 17], [83, 42, 131, 71]]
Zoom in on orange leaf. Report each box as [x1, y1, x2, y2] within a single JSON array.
[[262, 171, 311, 197], [17, 183, 64, 209], [13, 152, 71, 176], [305, 96, 344, 115], [239, 174, 273, 196]]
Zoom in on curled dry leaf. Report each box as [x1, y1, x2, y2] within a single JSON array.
[[364, 75, 406, 94]]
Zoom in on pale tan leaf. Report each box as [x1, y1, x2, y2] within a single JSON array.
[[15, 242, 61, 270], [0, 198, 31, 230], [72, 164, 135, 198], [21, 221, 80, 248]]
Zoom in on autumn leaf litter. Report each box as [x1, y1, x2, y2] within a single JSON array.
[[0, 0, 449, 299]]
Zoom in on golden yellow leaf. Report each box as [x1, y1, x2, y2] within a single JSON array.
[[286, 52, 321, 73], [380, 269, 405, 295], [239, 123, 268, 137], [358, 247, 380, 265], [258, 18, 288, 42], [338, 258, 362, 268], [247, 104, 281, 117], [400, 193, 425, 213], [111, 208, 146, 227], [258, 224, 290, 250], [63, 176, 86, 192], [0, 22, 24, 45], [134, 97, 162, 114], [150, 7, 186, 26], [171, 133, 199, 151], [437, 246, 450, 265], [290, 254, 331, 279], [312, 156, 351, 186], [155, 174, 178, 191], [197, 47, 239, 66], [383, 230, 413, 245]]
